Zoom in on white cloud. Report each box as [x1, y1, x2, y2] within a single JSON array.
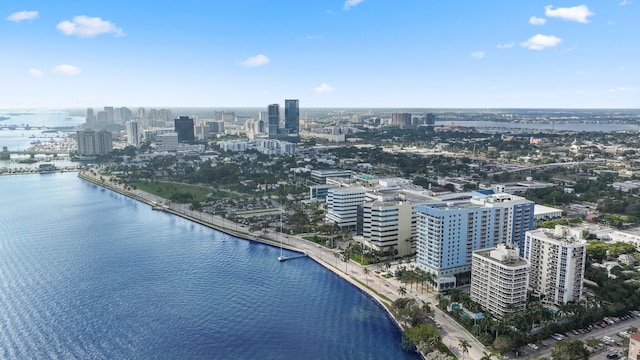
[[496, 42, 515, 49], [608, 87, 636, 93], [544, 5, 594, 23], [471, 51, 485, 59], [241, 54, 270, 67], [6, 10, 39, 22], [52, 64, 82, 75], [312, 83, 335, 94], [521, 34, 562, 50], [56, 16, 124, 38], [27, 68, 44, 78], [529, 16, 547, 25], [619, 0, 631, 6], [343, 0, 365, 10]]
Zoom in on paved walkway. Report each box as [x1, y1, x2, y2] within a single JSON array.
[[79, 170, 490, 359]]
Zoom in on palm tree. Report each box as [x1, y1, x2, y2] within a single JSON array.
[[458, 339, 471, 360], [363, 267, 370, 287], [397, 286, 407, 296], [480, 351, 493, 360]]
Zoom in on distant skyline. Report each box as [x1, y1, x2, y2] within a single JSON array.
[[1, 1, 638, 109]]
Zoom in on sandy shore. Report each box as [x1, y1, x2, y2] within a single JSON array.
[[78, 170, 490, 360]]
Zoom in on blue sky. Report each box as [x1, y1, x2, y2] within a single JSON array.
[[1, 1, 638, 108]]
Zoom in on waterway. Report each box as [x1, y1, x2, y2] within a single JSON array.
[[0, 172, 417, 359]]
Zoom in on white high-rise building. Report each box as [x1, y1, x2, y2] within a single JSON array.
[[470, 244, 530, 318], [361, 201, 416, 258], [415, 190, 534, 291], [326, 187, 367, 228], [524, 226, 587, 305], [126, 120, 141, 147]]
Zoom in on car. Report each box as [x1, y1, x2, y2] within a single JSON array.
[[528, 343, 539, 350], [607, 352, 619, 359], [572, 330, 580, 335], [551, 334, 565, 341], [603, 336, 614, 343]]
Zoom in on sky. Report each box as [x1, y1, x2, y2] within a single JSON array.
[[1, 0, 639, 109]]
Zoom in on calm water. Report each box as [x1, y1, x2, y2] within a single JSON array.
[[0, 172, 416, 359]]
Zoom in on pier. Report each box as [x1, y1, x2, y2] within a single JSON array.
[[277, 253, 308, 262]]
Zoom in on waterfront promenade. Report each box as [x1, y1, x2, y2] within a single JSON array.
[[78, 169, 489, 360]]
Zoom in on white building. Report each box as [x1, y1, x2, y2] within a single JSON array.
[[415, 190, 534, 291], [470, 244, 530, 318], [524, 226, 586, 305], [125, 120, 141, 147], [326, 187, 367, 228], [155, 132, 178, 152], [361, 200, 416, 258], [534, 204, 563, 223], [217, 139, 295, 156]]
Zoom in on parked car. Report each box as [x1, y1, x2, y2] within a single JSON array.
[[528, 343, 539, 350]]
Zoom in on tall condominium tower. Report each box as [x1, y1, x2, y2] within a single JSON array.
[[470, 244, 530, 318], [415, 190, 534, 291], [524, 226, 586, 305], [126, 120, 141, 147], [104, 106, 115, 124], [86, 108, 97, 128], [284, 99, 299, 134], [267, 104, 280, 137], [391, 113, 412, 128], [76, 129, 113, 156], [174, 116, 195, 143]]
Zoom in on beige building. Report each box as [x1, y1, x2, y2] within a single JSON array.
[[470, 244, 530, 318], [629, 332, 640, 360]]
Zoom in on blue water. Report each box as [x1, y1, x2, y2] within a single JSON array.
[[0, 173, 417, 359]]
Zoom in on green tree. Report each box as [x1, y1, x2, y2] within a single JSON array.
[[550, 340, 588, 360], [405, 324, 441, 354]]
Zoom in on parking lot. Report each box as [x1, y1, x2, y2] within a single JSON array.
[[513, 313, 639, 359]]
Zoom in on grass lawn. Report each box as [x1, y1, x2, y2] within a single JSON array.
[[134, 182, 212, 202]]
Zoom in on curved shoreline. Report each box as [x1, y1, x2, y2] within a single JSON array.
[[76, 170, 423, 356]]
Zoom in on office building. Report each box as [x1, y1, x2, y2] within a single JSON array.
[[415, 190, 534, 291], [174, 116, 195, 143], [470, 244, 530, 318], [361, 200, 416, 258], [285, 99, 299, 134], [120, 107, 132, 122], [156, 132, 179, 152], [267, 104, 279, 137], [524, 226, 586, 305], [326, 187, 367, 228], [76, 129, 113, 156], [126, 120, 141, 147]]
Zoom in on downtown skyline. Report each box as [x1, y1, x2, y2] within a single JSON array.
[[1, 1, 639, 109]]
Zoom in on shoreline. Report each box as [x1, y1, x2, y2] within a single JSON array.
[[76, 170, 423, 354]]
